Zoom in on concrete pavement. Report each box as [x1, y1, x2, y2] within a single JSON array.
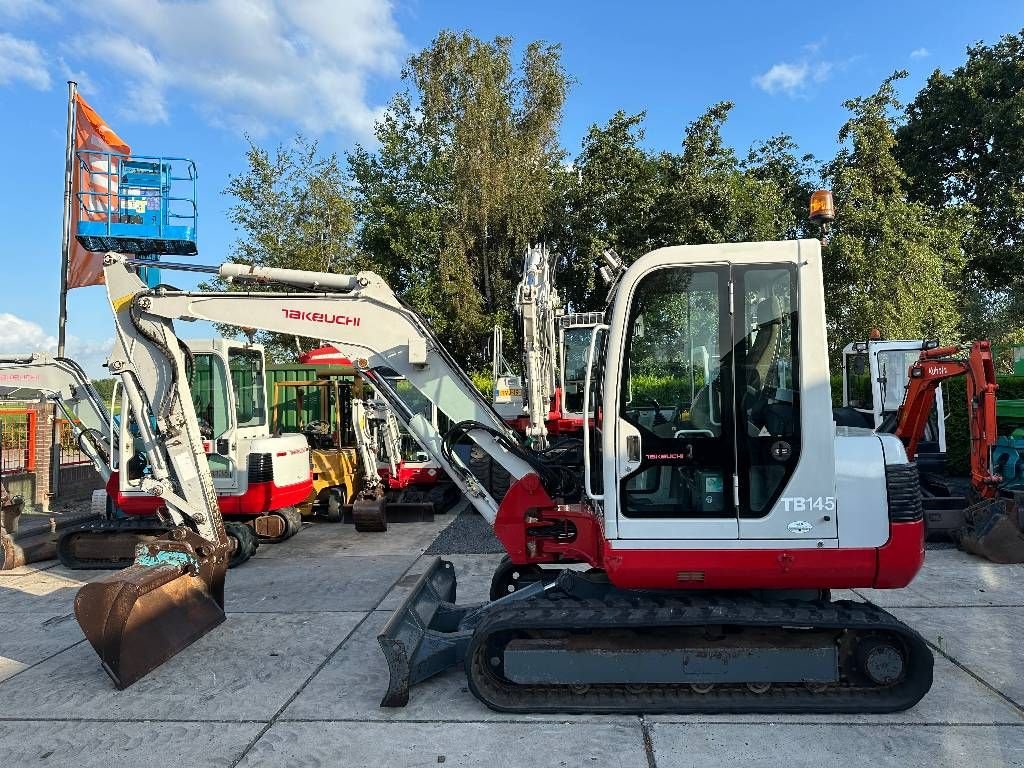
[[0, 514, 1021, 767]]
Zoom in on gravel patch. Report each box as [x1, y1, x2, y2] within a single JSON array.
[[425, 508, 504, 554]]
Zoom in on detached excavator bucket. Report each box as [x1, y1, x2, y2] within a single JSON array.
[[74, 529, 227, 689]]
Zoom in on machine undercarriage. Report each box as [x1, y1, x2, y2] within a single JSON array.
[[381, 559, 933, 713]]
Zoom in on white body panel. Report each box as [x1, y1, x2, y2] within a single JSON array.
[[834, 428, 895, 548]]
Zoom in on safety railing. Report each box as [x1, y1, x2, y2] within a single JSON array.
[[75, 150, 198, 252]]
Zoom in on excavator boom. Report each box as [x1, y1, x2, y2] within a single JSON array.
[[893, 341, 1000, 498]]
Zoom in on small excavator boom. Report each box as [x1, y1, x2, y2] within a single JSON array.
[[893, 341, 1000, 498], [0, 353, 114, 480], [72, 261, 229, 688]]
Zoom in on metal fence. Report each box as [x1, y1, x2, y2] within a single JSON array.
[[57, 420, 92, 466], [0, 409, 35, 474]]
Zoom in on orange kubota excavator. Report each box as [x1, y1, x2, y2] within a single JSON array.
[[890, 341, 1024, 562], [892, 341, 1000, 497]]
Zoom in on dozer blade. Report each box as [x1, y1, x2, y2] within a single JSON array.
[[378, 557, 469, 707], [383, 500, 435, 522], [74, 528, 228, 689]]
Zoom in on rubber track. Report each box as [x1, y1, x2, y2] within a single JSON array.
[[57, 518, 170, 569], [466, 593, 934, 714]]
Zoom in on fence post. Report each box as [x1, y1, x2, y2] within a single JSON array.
[[32, 401, 52, 511]]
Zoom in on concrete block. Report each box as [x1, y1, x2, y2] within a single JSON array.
[[650, 723, 1024, 768], [225, 554, 418, 612], [0, 568, 88, 613], [253, 517, 451, 559], [0, 611, 83, 682], [0, 720, 260, 768], [895, 606, 1024, 706]]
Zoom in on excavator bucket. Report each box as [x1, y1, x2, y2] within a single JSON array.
[[1, 485, 54, 570], [74, 529, 227, 689]]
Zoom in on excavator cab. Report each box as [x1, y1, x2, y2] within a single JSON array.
[[600, 255, 826, 541], [841, 339, 947, 475]]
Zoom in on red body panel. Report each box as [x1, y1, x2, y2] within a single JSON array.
[[492, 474, 926, 592], [380, 462, 441, 490], [506, 390, 593, 438], [602, 521, 924, 590], [107, 472, 312, 518], [216, 476, 311, 515]]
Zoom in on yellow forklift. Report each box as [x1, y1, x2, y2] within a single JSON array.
[[269, 375, 360, 523]]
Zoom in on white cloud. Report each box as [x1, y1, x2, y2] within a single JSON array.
[[0, 0, 59, 21], [62, 0, 405, 138], [754, 62, 810, 95], [754, 51, 834, 97], [0, 313, 111, 379], [0, 33, 50, 89], [910, 47, 930, 59]]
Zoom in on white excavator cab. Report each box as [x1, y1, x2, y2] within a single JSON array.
[[841, 339, 947, 464], [585, 240, 880, 548]]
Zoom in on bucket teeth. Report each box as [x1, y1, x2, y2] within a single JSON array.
[[74, 529, 228, 689]]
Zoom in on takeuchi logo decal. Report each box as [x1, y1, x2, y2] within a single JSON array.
[[281, 308, 361, 327]]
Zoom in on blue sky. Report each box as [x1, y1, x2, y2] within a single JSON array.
[[1, 0, 1021, 376]]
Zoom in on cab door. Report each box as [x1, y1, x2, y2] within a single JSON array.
[[191, 352, 237, 490], [614, 265, 740, 540]]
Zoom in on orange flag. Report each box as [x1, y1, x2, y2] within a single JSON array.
[[67, 94, 131, 289]]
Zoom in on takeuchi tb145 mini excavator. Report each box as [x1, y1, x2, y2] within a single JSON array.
[[74, 240, 933, 713]]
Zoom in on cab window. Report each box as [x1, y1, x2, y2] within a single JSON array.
[[229, 348, 267, 428]]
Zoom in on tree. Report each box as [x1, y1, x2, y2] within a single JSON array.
[[897, 30, 1024, 285], [548, 111, 664, 310], [552, 106, 813, 311], [822, 73, 968, 357], [205, 135, 358, 359], [91, 378, 115, 403], [743, 134, 818, 240], [349, 31, 569, 366]]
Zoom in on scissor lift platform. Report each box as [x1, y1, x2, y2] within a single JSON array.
[[75, 152, 197, 255]]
